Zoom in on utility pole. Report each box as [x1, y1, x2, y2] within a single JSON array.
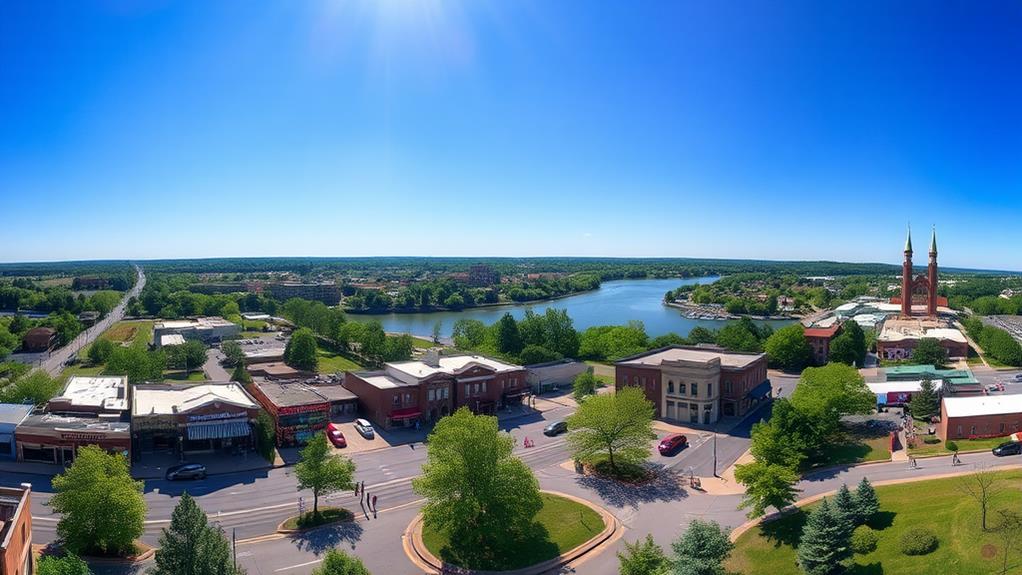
[[712, 418, 719, 478], [233, 527, 237, 571]]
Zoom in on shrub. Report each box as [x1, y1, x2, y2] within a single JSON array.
[[899, 527, 938, 555], [923, 436, 941, 445], [851, 525, 878, 554], [945, 440, 959, 452]]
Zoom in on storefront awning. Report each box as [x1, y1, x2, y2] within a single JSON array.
[[504, 391, 529, 399], [389, 408, 422, 420], [187, 420, 251, 441], [746, 380, 772, 400]]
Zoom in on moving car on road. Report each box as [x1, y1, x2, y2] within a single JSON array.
[[992, 442, 1022, 457], [543, 420, 568, 436], [657, 433, 688, 455], [165, 463, 207, 481], [326, 423, 347, 448], [354, 418, 375, 439]]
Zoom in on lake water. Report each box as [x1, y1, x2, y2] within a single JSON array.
[[359, 277, 794, 338]]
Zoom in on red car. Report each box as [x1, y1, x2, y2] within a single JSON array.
[[657, 433, 688, 455], [326, 423, 347, 448]]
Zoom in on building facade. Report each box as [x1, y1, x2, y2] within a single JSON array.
[[803, 323, 842, 366], [939, 395, 1022, 440], [0, 484, 32, 575], [21, 328, 56, 353], [152, 317, 240, 345], [131, 383, 259, 459], [15, 415, 130, 465], [46, 376, 129, 417], [614, 345, 770, 424], [246, 381, 350, 446], [0, 406, 33, 461], [344, 351, 527, 429]]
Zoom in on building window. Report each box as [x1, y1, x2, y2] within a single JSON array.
[[667, 381, 675, 394], [724, 381, 732, 394], [971, 425, 976, 436], [482, 381, 487, 393], [633, 376, 639, 385], [392, 395, 401, 407], [1001, 422, 1006, 434], [957, 425, 963, 436], [691, 384, 698, 397], [707, 383, 713, 396], [465, 384, 471, 397], [680, 383, 686, 395]]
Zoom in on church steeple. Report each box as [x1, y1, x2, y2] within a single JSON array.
[[904, 226, 913, 254], [929, 226, 937, 255]]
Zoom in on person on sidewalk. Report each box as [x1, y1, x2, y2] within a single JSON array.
[[952, 451, 961, 466]]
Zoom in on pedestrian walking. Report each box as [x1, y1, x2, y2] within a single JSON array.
[[354, 482, 360, 497], [909, 456, 917, 469], [952, 452, 961, 466], [372, 494, 378, 511]]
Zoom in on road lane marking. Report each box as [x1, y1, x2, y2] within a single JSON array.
[[274, 558, 323, 571]]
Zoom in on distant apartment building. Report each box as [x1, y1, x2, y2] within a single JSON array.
[[265, 282, 341, 305], [153, 316, 240, 346], [344, 350, 528, 429], [0, 484, 32, 575], [468, 264, 500, 287], [614, 345, 770, 425]]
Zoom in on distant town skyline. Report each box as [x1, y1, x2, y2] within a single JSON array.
[[1, 2, 1020, 269]]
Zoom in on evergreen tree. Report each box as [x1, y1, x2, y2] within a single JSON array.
[[617, 535, 670, 575], [853, 477, 880, 525], [312, 549, 371, 575], [909, 378, 940, 420], [495, 313, 523, 356], [833, 484, 857, 524], [797, 499, 853, 575], [670, 520, 734, 575], [151, 493, 244, 575]]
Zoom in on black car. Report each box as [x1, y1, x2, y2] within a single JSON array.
[[992, 442, 1022, 457], [543, 421, 568, 436], [165, 463, 207, 481]]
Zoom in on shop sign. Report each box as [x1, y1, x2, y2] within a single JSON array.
[[61, 432, 109, 442], [278, 403, 329, 416], [188, 412, 240, 423]]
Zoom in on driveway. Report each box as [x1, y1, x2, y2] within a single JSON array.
[[203, 348, 232, 381]]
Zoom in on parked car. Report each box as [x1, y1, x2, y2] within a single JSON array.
[[657, 433, 688, 455], [1014, 373, 1022, 382], [326, 423, 347, 448], [165, 463, 207, 481], [992, 442, 1022, 457], [543, 420, 568, 436], [354, 418, 375, 439]]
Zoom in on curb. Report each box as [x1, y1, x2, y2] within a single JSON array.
[[276, 508, 355, 534], [82, 544, 156, 566], [404, 490, 619, 575], [728, 462, 1022, 543]]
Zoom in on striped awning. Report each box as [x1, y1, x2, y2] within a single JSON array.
[[187, 420, 251, 441]]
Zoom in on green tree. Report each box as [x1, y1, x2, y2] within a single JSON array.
[[382, 334, 414, 362], [797, 498, 853, 575], [452, 319, 488, 349], [221, 340, 244, 367], [578, 322, 649, 361], [253, 410, 277, 462], [572, 371, 598, 402], [443, 292, 466, 310], [294, 433, 356, 517], [431, 321, 442, 344], [311, 550, 371, 575], [734, 461, 799, 518], [791, 363, 875, 440], [566, 386, 654, 475], [284, 327, 319, 371], [828, 322, 867, 367], [231, 363, 252, 384], [518, 344, 561, 365], [87, 338, 116, 365], [747, 400, 811, 469], [0, 323, 18, 360], [764, 324, 813, 371], [167, 340, 207, 375], [37, 554, 92, 575], [495, 313, 523, 356], [50, 446, 145, 556], [911, 338, 949, 368], [412, 408, 543, 565], [618, 535, 669, 575], [670, 520, 734, 575], [0, 371, 62, 405], [105, 346, 165, 383], [833, 483, 856, 523], [853, 477, 879, 525], [151, 492, 244, 575], [909, 378, 940, 419]]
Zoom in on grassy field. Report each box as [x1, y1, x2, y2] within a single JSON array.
[[421, 493, 604, 571], [317, 348, 362, 373], [805, 428, 892, 469], [411, 336, 436, 349], [909, 435, 1010, 457], [101, 320, 154, 347], [163, 370, 208, 382], [59, 363, 106, 381], [729, 470, 1022, 575]]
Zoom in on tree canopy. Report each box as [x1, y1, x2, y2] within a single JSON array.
[[50, 446, 145, 556], [763, 324, 812, 371], [412, 408, 542, 565], [37, 554, 92, 575], [311, 550, 371, 575], [151, 492, 244, 575], [284, 327, 319, 371], [294, 433, 356, 517], [566, 386, 654, 475], [670, 520, 734, 575], [911, 338, 949, 368]]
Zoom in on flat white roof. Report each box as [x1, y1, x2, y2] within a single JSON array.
[[53, 376, 128, 411], [867, 380, 925, 394], [943, 394, 1022, 418], [160, 334, 186, 346], [878, 320, 968, 343], [617, 347, 765, 369], [385, 355, 521, 382], [133, 383, 257, 416], [155, 316, 237, 329]]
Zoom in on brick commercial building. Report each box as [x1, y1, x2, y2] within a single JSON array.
[[876, 320, 969, 360], [614, 345, 770, 424], [344, 350, 528, 429], [46, 376, 129, 417], [939, 395, 1022, 440], [803, 323, 842, 366], [22, 327, 56, 353], [132, 383, 259, 458], [15, 414, 130, 465], [0, 484, 32, 575], [265, 282, 341, 305], [247, 380, 357, 446]]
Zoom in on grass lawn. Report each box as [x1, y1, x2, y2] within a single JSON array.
[[317, 348, 362, 373], [239, 331, 270, 339], [421, 493, 604, 571], [281, 507, 353, 530], [59, 363, 106, 382], [910, 435, 1010, 457], [163, 370, 208, 382], [805, 427, 891, 469], [411, 336, 436, 349], [729, 470, 1022, 575], [101, 320, 154, 347]]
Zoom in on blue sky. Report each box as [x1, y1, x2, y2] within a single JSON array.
[[1, 1, 1021, 270]]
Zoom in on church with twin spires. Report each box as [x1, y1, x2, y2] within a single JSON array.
[[890, 227, 948, 318]]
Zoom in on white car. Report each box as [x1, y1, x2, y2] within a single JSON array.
[[1014, 374, 1022, 382], [354, 418, 375, 439]]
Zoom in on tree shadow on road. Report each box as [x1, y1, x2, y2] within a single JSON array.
[[573, 466, 688, 509], [288, 520, 364, 556]]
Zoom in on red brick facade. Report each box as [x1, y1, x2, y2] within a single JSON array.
[[803, 324, 842, 366], [0, 485, 31, 575], [939, 402, 1022, 441]]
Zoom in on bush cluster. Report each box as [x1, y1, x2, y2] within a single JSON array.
[[899, 527, 938, 555], [851, 525, 878, 554]]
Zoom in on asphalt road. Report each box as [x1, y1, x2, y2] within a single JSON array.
[[38, 266, 145, 376]]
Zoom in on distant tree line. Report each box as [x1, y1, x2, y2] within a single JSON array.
[[963, 317, 1022, 366]]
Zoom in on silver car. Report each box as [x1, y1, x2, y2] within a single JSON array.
[[354, 418, 375, 439]]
